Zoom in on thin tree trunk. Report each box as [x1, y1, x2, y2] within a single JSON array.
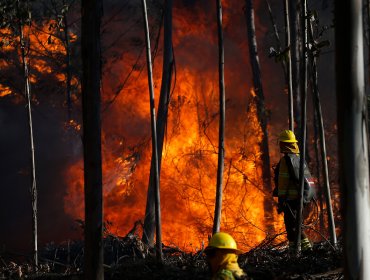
[[17, 2, 38, 267], [81, 0, 104, 278], [335, 0, 370, 278], [142, 0, 173, 247], [289, 0, 301, 132], [265, 0, 282, 52], [312, 108, 325, 232], [141, 0, 163, 262], [63, 0, 72, 119], [245, 0, 273, 231], [212, 0, 225, 234], [295, 0, 307, 254], [284, 0, 294, 131], [309, 21, 337, 246], [265, 0, 287, 80]]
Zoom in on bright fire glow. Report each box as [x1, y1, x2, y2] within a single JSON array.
[[1, 4, 286, 252], [62, 2, 285, 252]]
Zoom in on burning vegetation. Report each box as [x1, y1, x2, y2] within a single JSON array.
[[0, 0, 361, 279]]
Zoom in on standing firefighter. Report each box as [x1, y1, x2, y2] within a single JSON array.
[[204, 232, 246, 280], [273, 130, 315, 252]]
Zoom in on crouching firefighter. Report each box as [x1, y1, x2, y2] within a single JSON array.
[[273, 130, 316, 252], [204, 232, 247, 280]]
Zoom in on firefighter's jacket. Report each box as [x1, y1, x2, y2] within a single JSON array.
[[274, 153, 315, 203], [209, 251, 246, 280]]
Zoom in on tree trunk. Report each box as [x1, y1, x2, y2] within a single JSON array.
[[295, 0, 307, 254], [81, 0, 104, 278], [212, 0, 225, 234], [63, 0, 72, 119], [17, 2, 38, 267], [141, 0, 163, 262], [312, 108, 325, 232], [335, 0, 370, 278], [284, 0, 294, 131], [289, 0, 301, 132], [245, 0, 273, 231], [265, 0, 287, 79], [309, 21, 337, 246], [142, 0, 173, 247]]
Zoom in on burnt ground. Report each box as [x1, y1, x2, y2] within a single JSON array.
[[0, 234, 343, 280]]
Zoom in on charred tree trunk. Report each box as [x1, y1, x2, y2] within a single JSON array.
[[295, 0, 307, 254], [309, 21, 337, 246], [284, 0, 294, 131], [245, 0, 273, 231], [81, 0, 104, 278], [335, 0, 370, 278], [62, 0, 72, 119], [289, 0, 301, 132], [142, 0, 173, 248], [17, 1, 38, 267], [212, 0, 226, 234], [141, 0, 163, 262]]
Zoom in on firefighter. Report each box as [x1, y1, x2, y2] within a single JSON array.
[[204, 232, 246, 280], [273, 130, 315, 252]]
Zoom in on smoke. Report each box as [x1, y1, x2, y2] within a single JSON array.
[[0, 97, 82, 253]]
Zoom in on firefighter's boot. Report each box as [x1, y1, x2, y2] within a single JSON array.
[[301, 237, 312, 252]]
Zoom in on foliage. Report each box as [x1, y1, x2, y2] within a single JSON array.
[[0, 0, 34, 29]]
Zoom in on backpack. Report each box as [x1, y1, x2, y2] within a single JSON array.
[[273, 154, 316, 203]]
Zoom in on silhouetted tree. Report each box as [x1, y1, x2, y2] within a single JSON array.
[[16, 0, 39, 268], [81, 0, 104, 278], [295, 0, 308, 254], [245, 0, 273, 231], [141, 0, 163, 262], [308, 16, 337, 246], [335, 0, 370, 278], [143, 0, 174, 248], [212, 0, 226, 234]]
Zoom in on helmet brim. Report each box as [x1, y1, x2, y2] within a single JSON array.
[[280, 139, 298, 143]]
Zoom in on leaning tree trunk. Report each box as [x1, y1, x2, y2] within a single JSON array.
[[141, 0, 163, 262], [18, 7, 38, 268], [245, 0, 273, 231], [284, 0, 294, 131], [309, 21, 337, 246], [81, 0, 104, 278], [212, 0, 226, 234], [265, 0, 287, 79], [335, 0, 370, 279], [142, 0, 173, 247], [289, 0, 301, 132], [295, 0, 307, 255]]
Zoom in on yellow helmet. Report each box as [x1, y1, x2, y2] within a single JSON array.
[[279, 130, 298, 143], [205, 232, 243, 254]]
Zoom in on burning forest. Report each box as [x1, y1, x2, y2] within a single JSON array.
[[0, 0, 369, 279]]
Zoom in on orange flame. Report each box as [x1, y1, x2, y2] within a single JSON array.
[[1, 5, 288, 251]]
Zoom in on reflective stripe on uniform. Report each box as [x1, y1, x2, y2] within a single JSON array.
[[278, 157, 299, 200]]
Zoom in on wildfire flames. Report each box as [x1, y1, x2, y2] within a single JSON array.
[[1, 1, 288, 252], [64, 2, 284, 251]]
